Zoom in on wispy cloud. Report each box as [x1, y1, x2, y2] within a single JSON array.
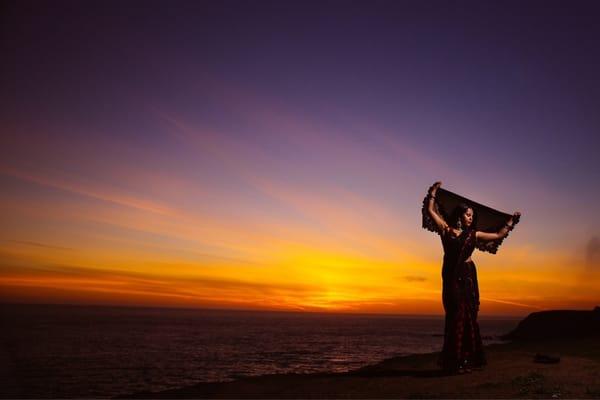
[[479, 296, 544, 310], [0, 167, 174, 215], [404, 275, 427, 282], [4, 240, 72, 251]]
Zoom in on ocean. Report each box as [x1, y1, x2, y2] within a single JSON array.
[[0, 304, 520, 398]]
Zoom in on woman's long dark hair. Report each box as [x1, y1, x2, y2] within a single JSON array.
[[449, 203, 478, 231]]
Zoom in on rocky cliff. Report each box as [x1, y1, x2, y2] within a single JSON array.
[[502, 306, 600, 340]]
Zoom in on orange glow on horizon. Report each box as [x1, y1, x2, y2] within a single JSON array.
[[1, 240, 598, 317], [1, 108, 598, 318]]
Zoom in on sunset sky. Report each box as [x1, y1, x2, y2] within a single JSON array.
[[1, 1, 599, 316]]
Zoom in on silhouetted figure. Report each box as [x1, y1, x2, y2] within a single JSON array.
[[423, 181, 521, 375]]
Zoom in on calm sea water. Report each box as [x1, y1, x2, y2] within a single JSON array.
[[0, 304, 520, 398]]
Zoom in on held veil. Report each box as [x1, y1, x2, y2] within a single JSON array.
[[421, 186, 520, 254]]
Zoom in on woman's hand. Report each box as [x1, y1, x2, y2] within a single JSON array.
[[512, 211, 521, 224], [481, 211, 521, 241], [430, 181, 442, 196], [507, 211, 521, 226], [426, 181, 448, 234]]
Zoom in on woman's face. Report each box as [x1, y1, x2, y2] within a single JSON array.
[[461, 208, 474, 228]]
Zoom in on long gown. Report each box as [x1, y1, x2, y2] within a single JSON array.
[[437, 227, 487, 372]]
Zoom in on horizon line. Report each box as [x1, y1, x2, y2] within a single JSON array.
[[0, 300, 545, 319]]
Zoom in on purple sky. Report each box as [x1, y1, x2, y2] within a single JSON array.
[[1, 0, 599, 313], [4, 1, 598, 185]]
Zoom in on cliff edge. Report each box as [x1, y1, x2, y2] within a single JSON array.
[[502, 306, 600, 341]]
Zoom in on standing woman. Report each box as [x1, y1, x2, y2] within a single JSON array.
[[425, 181, 520, 374]]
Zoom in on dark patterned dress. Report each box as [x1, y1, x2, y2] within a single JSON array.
[[437, 228, 486, 372]]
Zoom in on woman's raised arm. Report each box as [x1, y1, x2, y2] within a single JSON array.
[[476, 212, 521, 241], [427, 181, 450, 235]]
